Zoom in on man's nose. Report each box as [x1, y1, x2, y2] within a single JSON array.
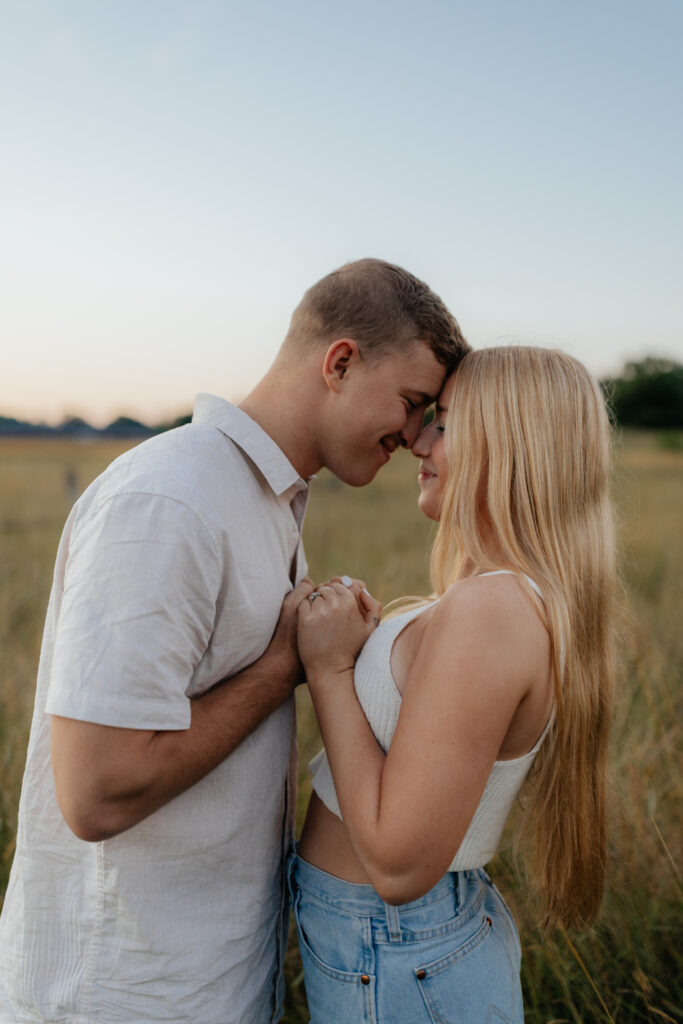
[[399, 409, 427, 450]]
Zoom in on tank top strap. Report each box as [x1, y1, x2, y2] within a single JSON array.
[[533, 707, 556, 750], [476, 569, 543, 599]]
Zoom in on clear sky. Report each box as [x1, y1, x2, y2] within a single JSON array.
[[2, 0, 681, 425]]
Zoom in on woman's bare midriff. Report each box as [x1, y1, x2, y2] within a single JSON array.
[[298, 791, 373, 882]]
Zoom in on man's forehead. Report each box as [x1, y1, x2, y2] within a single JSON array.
[[374, 340, 445, 397], [405, 344, 448, 396]]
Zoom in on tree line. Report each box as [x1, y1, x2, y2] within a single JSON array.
[[601, 357, 683, 429], [0, 413, 191, 439], [1, 358, 682, 436]]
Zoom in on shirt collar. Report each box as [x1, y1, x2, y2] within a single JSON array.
[[192, 394, 308, 497]]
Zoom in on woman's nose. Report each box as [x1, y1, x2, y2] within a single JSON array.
[[411, 423, 432, 457]]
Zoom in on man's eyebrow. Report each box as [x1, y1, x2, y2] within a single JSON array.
[[409, 391, 438, 405]]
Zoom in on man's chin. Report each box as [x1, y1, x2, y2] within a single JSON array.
[[333, 461, 382, 488], [339, 469, 380, 488], [332, 450, 391, 487]]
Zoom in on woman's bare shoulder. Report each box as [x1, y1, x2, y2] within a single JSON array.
[[419, 573, 549, 679], [435, 571, 540, 624]]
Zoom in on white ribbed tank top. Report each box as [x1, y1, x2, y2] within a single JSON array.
[[309, 571, 554, 871]]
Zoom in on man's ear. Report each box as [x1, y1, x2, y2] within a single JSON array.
[[322, 339, 360, 393]]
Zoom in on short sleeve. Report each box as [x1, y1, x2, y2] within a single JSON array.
[[46, 492, 220, 730]]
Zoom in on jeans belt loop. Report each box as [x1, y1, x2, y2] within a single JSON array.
[[454, 871, 462, 915], [384, 901, 402, 942]]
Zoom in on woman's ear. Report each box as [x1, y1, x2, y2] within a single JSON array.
[[322, 339, 361, 393]]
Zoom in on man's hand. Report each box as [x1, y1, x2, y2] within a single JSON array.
[[261, 577, 315, 691]]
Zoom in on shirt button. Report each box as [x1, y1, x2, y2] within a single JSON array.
[[360, 974, 370, 985], [416, 969, 427, 980]]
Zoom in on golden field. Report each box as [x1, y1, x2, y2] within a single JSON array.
[[0, 432, 681, 1023]]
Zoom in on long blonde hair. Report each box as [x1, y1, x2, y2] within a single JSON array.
[[431, 346, 617, 929]]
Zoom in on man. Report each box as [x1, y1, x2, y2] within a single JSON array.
[[0, 259, 469, 1024]]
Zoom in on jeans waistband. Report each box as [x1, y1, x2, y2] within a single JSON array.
[[289, 848, 487, 921]]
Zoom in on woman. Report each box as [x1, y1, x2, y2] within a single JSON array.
[[291, 347, 617, 1024]]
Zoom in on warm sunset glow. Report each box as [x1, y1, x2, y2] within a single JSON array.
[[2, 1, 681, 426]]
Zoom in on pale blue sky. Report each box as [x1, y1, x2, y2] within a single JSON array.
[[1, 0, 681, 424]]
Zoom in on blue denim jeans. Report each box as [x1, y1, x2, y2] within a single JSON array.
[[288, 851, 523, 1024]]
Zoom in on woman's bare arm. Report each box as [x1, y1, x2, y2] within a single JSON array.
[[300, 577, 547, 903]]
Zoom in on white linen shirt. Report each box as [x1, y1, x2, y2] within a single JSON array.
[[0, 395, 309, 1024]]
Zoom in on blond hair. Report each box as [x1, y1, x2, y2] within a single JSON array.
[[431, 346, 617, 929]]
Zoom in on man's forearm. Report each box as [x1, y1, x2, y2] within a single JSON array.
[[53, 653, 297, 842], [52, 578, 313, 841], [102, 655, 297, 835]]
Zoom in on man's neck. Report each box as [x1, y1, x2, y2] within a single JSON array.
[[239, 367, 323, 481]]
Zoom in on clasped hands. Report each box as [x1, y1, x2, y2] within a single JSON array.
[[265, 575, 381, 695], [297, 575, 382, 683]]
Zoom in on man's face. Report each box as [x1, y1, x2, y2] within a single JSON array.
[[324, 341, 447, 487]]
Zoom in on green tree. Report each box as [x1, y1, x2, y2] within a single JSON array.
[[602, 357, 683, 428]]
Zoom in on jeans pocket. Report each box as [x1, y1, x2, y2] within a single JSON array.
[[293, 888, 377, 1024], [414, 914, 520, 1024], [484, 878, 523, 970]]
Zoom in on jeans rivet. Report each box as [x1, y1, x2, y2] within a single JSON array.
[[416, 969, 427, 980], [360, 974, 370, 985]]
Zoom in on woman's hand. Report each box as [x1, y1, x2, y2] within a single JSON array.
[[297, 577, 382, 683]]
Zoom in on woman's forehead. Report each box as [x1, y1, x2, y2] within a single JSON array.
[[437, 374, 457, 410]]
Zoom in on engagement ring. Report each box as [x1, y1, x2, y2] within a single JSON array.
[[308, 591, 321, 603]]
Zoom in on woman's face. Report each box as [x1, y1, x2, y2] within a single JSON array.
[[412, 374, 456, 521]]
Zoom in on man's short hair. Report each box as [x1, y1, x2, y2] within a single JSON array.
[[284, 258, 470, 369]]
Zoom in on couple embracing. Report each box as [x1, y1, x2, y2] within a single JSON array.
[[0, 259, 616, 1024]]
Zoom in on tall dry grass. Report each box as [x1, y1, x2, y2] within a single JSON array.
[[0, 439, 135, 892], [0, 432, 680, 1023]]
